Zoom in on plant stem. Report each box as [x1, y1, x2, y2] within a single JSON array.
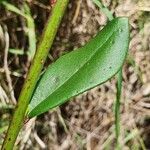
[[2, 0, 69, 149], [115, 69, 122, 150], [93, 0, 123, 148], [92, 0, 114, 21]]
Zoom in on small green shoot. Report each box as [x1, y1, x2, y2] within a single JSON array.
[[24, 3, 36, 60], [92, 0, 114, 21]]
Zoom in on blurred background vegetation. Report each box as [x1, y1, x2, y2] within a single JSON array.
[[0, 0, 150, 149]]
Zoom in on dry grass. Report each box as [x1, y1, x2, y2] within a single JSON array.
[[0, 0, 150, 149]]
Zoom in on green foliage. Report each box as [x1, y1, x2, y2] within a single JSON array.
[[28, 17, 129, 118]]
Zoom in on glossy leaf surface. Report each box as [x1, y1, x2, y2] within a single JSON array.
[[28, 17, 129, 118]]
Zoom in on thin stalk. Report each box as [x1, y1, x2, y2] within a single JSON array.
[[92, 0, 114, 21], [93, 0, 123, 148], [2, 0, 69, 149], [115, 70, 122, 149], [92, 1, 124, 148]]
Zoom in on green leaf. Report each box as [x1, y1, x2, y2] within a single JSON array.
[[28, 17, 129, 118]]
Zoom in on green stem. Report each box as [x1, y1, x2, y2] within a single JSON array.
[[115, 69, 122, 150], [93, 0, 123, 148], [2, 0, 69, 149], [92, 0, 114, 21]]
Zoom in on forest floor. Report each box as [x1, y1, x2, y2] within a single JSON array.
[[0, 0, 150, 149]]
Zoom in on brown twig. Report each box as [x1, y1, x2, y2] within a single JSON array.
[[31, 1, 51, 10], [19, 117, 36, 150], [0, 84, 9, 104], [3, 26, 17, 105], [72, 0, 82, 24]]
